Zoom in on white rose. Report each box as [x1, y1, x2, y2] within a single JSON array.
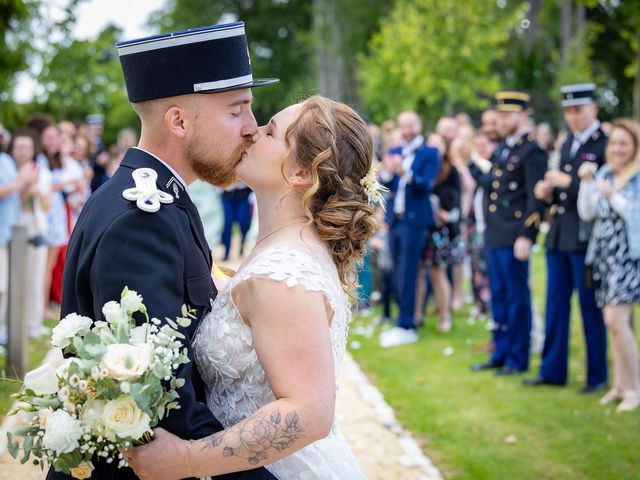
[[121, 290, 144, 314], [102, 395, 151, 440], [42, 410, 83, 454], [129, 324, 151, 345], [102, 301, 126, 326], [52, 313, 93, 349], [80, 399, 106, 433], [100, 343, 151, 382], [23, 363, 59, 395]]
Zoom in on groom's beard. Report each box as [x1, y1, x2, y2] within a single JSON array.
[[187, 135, 252, 189]]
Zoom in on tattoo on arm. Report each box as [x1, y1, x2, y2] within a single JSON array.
[[201, 411, 306, 465]]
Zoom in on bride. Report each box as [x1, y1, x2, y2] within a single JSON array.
[[126, 96, 379, 479]]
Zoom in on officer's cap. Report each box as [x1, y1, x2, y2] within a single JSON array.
[[560, 83, 596, 107], [117, 22, 278, 103], [495, 91, 530, 113]]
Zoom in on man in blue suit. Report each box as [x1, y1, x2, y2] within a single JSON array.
[[379, 110, 440, 348], [47, 23, 279, 480]]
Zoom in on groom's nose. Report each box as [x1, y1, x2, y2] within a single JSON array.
[[240, 109, 259, 138]]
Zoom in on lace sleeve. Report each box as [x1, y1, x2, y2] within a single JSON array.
[[231, 246, 332, 296]]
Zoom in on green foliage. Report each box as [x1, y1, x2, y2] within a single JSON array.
[[359, 0, 524, 126]]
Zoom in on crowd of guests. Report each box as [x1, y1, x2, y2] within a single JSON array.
[[361, 83, 640, 413], [0, 114, 131, 354]]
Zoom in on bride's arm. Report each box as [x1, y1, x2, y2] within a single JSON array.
[[127, 277, 336, 480]]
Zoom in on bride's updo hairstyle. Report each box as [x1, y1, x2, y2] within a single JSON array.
[[282, 95, 379, 288]]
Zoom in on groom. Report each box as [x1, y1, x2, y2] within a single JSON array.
[[47, 22, 279, 480]]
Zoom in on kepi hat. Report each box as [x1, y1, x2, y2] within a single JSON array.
[[560, 83, 596, 107], [117, 21, 278, 103], [495, 91, 530, 113]]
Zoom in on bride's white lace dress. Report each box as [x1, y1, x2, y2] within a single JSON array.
[[193, 241, 366, 479]]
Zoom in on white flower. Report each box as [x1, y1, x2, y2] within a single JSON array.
[[80, 399, 106, 433], [129, 324, 151, 345], [52, 313, 93, 349], [42, 410, 83, 454], [100, 343, 152, 382], [102, 301, 125, 327], [121, 290, 144, 314], [70, 461, 94, 479], [102, 395, 151, 440], [23, 363, 59, 395], [56, 358, 81, 379]]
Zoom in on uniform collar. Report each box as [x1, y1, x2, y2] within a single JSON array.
[[505, 129, 529, 148], [119, 147, 189, 204], [573, 120, 601, 145]]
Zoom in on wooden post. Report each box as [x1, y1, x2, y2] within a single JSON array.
[[7, 224, 27, 378]]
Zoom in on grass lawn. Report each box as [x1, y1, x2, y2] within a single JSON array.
[[349, 247, 640, 480], [0, 319, 57, 419]]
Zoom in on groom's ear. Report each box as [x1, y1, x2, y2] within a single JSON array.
[[289, 167, 313, 188], [164, 106, 187, 139]]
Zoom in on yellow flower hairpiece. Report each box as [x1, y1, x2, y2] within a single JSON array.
[[359, 166, 389, 209]]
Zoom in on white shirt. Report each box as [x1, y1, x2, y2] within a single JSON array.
[[393, 135, 424, 215], [570, 120, 601, 158]]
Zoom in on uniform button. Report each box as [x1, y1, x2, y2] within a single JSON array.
[[490, 192, 498, 200], [558, 206, 565, 214], [492, 180, 500, 189], [489, 204, 497, 213], [509, 182, 518, 191], [495, 169, 503, 177], [507, 164, 515, 171], [515, 210, 522, 218], [564, 164, 572, 172], [559, 192, 567, 200]]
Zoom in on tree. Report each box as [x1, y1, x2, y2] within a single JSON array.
[[358, 0, 524, 125]]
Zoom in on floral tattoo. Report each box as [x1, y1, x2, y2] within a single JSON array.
[[201, 411, 305, 465]]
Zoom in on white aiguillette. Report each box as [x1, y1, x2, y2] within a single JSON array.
[[122, 168, 174, 213]]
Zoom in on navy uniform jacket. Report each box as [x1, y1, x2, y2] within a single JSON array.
[[545, 127, 607, 252], [47, 148, 276, 480], [472, 133, 548, 248], [383, 144, 441, 227]]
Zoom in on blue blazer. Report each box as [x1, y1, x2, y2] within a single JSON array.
[[48, 148, 275, 480], [383, 143, 441, 227]]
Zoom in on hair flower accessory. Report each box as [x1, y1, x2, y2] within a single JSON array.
[[360, 165, 389, 208]]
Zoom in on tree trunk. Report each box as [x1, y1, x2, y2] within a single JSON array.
[[313, 0, 346, 100], [575, 3, 586, 50], [560, 0, 573, 65], [524, 0, 542, 56]]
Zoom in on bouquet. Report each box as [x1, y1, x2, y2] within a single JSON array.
[[4, 287, 194, 479]]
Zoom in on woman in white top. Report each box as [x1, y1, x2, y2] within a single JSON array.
[[10, 129, 52, 337]]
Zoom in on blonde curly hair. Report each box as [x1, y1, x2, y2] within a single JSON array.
[[281, 95, 379, 289]]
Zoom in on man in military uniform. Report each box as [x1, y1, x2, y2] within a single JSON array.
[[47, 23, 279, 480], [471, 92, 547, 375], [524, 83, 608, 392]]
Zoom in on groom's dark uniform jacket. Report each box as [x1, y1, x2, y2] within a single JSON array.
[[47, 148, 276, 480]]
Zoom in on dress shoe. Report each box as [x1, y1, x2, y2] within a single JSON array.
[[616, 390, 640, 413], [495, 365, 524, 376], [579, 382, 608, 394], [471, 361, 502, 372], [599, 387, 623, 405], [522, 377, 564, 387]]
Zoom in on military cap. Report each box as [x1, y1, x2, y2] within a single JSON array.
[[116, 21, 278, 103], [495, 91, 530, 113], [560, 83, 596, 107]]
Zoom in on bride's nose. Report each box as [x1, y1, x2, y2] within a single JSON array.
[[251, 126, 267, 143]]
